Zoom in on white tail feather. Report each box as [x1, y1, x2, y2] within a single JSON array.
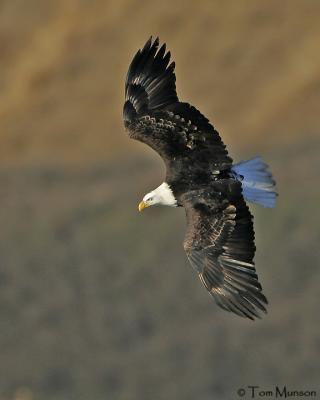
[[231, 157, 277, 208]]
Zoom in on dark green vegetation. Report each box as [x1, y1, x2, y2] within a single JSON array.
[[0, 140, 319, 400]]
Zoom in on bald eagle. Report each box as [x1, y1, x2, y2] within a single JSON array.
[[123, 37, 277, 320]]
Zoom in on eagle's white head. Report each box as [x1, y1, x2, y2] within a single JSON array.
[[138, 182, 177, 211]]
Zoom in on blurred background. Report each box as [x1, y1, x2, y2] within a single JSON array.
[[0, 1, 319, 399]]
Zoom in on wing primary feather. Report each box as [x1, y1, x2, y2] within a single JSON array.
[[124, 37, 178, 127], [183, 181, 268, 320], [124, 40, 269, 321]]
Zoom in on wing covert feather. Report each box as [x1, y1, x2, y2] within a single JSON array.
[[182, 181, 268, 320], [123, 38, 232, 173]]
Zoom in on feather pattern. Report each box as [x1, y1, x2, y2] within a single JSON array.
[[124, 37, 232, 194], [182, 181, 267, 320], [123, 38, 275, 320]]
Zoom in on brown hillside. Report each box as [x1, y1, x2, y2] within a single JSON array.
[[0, 0, 320, 166], [1, 3, 320, 399]]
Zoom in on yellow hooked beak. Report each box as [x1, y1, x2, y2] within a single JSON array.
[[138, 200, 149, 212]]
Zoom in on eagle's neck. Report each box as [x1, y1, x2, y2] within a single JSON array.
[[153, 182, 177, 207]]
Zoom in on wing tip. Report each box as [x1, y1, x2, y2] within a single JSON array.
[[124, 36, 178, 116]]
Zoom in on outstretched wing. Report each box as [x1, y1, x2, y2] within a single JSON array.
[[182, 180, 268, 320], [123, 37, 232, 172]]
